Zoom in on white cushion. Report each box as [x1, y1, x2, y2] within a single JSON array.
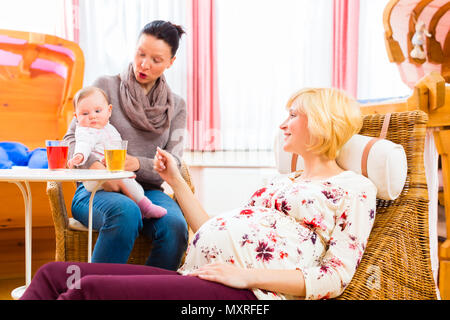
[[274, 131, 408, 200], [68, 217, 89, 232]]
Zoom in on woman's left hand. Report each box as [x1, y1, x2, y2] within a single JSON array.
[[188, 263, 307, 297], [124, 154, 140, 171], [187, 262, 251, 289], [103, 154, 140, 171]]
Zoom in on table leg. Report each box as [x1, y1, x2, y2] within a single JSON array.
[[87, 181, 103, 263], [10, 181, 32, 300]]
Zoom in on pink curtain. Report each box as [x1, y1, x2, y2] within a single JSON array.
[[62, 0, 79, 43], [187, 0, 221, 151], [332, 0, 360, 98], [72, 0, 80, 43]]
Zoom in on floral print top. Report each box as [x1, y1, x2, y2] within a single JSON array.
[[177, 170, 377, 300]]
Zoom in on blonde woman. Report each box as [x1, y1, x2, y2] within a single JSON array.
[[22, 88, 376, 300]]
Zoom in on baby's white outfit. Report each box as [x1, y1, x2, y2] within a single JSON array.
[[74, 123, 145, 202]]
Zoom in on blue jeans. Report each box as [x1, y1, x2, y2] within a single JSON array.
[[71, 184, 188, 270]]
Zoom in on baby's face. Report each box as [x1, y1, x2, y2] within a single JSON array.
[[75, 91, 112, 129]]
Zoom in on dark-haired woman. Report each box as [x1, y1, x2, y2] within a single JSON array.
[[63, 21, 188, 270]]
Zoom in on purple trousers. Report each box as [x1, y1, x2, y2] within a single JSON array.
[[20, 261, 257, 300]]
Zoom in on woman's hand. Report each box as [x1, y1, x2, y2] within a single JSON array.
[[89, 161, 136, 199], [101, 154, 140, 172], [187, 262, 251, 290], [124, 154, 140, 171], [153, 147, 211, 233], [153, 147, 184, 187], [188, 263, 307, 297], [101, 179, 135, 200]]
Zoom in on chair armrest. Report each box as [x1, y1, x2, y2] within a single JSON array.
[[180, 160, 195, 194], [46, 181, 70, 232]]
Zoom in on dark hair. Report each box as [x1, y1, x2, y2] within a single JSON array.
[[139, 20, 185, 57]]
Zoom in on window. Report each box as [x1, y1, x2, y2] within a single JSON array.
[[0, 0, 73, 39], [1, 0, 414, 166], [357, 0, 411, 100], [216, 0, 333, 152]]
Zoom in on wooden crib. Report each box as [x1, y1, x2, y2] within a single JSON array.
[[371, 0, 450, 298], [0, 29, 84, 278]]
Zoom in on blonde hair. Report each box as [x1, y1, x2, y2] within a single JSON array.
[[286, 87, 362, 160], [73, 86, 109, 110]]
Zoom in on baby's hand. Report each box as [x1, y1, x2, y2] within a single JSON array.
[[67, 154, 84, 169]]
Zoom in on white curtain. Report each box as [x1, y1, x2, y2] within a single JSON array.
[[357, 0, 412, 100], [0, 0, 74, 40], [216, 0, 333, 151], [78, 0, 188, 100]]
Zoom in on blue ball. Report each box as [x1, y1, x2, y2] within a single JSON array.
[[0, 142, 29, 166], [27, 148, 48, 169], [0, 146, 13, 169]]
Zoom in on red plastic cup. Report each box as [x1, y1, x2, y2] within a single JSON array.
[[46, 140, 68, 170]]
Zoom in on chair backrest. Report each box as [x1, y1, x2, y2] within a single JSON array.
[[337, 110, 437, 299], [46, 181, 70, 261], [275, 110, 437, 299]]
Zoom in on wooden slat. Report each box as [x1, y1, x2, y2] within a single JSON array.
[[0, 226, 55, 279], [0, 29, 83, 281], [0, 182, 75, 229]]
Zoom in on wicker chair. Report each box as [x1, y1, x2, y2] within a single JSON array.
[[336, 110, 438, 299], [47, 161, 195, 265]]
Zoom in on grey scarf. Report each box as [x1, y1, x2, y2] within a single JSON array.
[[119, 63, 173, 133]]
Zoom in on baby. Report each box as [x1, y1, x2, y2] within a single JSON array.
[[67, 86, 167, 219]]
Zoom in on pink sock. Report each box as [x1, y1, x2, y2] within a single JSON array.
[[137, 198, 167, 219]]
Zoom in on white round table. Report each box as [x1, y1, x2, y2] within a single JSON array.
[[0, 168, 135, 299]]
